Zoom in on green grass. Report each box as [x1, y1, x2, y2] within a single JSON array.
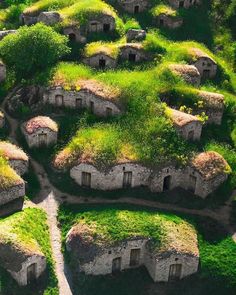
[[0, 208, 59, 295], [58, 204, 236, 295]]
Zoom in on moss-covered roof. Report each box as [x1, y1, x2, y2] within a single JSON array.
[[24, 116, 58, 134], [151, 4, 179, 17], [187, 47, 216, 64], [0, 208, 46, 272], [0, 141, 28, 162], [84, 41, 120, 59], [66, 208, 199, 258], [191, 151, 231, 180], [0, 156, 24, 190]]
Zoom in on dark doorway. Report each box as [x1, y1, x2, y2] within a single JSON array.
[[55, 94, 64, 107], [188, 130, 194, 140], [159, 19, 164, 26], [90, 101, 94, 114], [169, 264, 182, 281], [90, 22, 98, 32], [82, 172, 91, 187], [112, 257, 121, 273], [188, 175, 197, 193], [203, 69, 210, 79], [134, 5, 140, 13], [27, 263, 37, 284], [179, 1, 184, 8], [128, 53, 136, 62], [123, 171, 132, 188], [68, 33, 76, 41], [106, 107, 112, 117], [130, 249, 141, 267], [76, 98, 82, 108], [163, 175, 171, 191], [103, 23, 110, 32], [38, 133, 47, 146], [99, 58, 106, 69]]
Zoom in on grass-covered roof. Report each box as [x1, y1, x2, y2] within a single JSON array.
[[0, 156, 23, 190], [66, 208, 199, 256], [151, 4, 179, 17]]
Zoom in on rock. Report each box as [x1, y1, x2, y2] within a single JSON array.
[[126, 29, 146, 42], [38, 11, 61, 26]]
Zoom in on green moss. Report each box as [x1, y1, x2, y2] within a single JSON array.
[[151, 4, 178, 17], [84, 41, 120, 58], [0, 155, 22, 190]]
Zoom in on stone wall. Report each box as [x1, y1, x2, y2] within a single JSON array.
[[0, 30, 16, 41], [8, 255, 47, 286], [77, 239, 149, 275], [0, 64, 6, 83], [153, 253, 199, 282], [193, 57, 217, 79], [44, 87, 122, 117], [37, 11, 61, 25], [63, 26, 86, 43], [168, 0, 200, 9], [9, 159, 29, 176], [83, 54, 117, 69], [156, 14, 183, 29], [118, 0, 149, 13], [83, 15, 116, 34], [0, 183, 25, 206], [174, 121, 202, 141], [69, 161, 227, 198], [119, 46, 148, 62], [22, 127, 57, 148], [70, 163, 152, 190], [204, 109, 223, 125]]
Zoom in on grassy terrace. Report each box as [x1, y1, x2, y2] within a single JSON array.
[[58, 204, 236, 295], [0, 208, 58, 295]]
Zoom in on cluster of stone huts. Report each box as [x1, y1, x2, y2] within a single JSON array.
[[66, 210, 199, 282], [54, 151, 230, 198]]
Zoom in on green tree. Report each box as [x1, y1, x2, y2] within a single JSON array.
[[0, 23, 70, 79]]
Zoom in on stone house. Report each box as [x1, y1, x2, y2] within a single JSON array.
[[0, 30, 16, 40], [82, 14, 116, 34], [183, 151, 230, 198], [44, 79, 122, 117], [70, 162, 152, 190], [22, 116, 58, 148], [0, 166, 25, 208], [0, 111, 5, 128], [119, 43, 149, 62], [168, 107, 202, 141], [117, 0, 149, 13], [66, 219, 199, 282], [83, 52, 117, 69], [65, 150, 229, 198], [168, 0, 201, 9], [155, 13, 183, 29], [126, 29, 146, 42], [169, 64, 201, 86], [0, 242, 46, 286], [0, 141, 29, 175], [0, 60, 6, 83], [63, 26, 86, 43], [189, 48, 217, 79], [196, 90, 224, 125]]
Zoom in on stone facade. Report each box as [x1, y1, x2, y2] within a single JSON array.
[[68, 152, 229, 198], [8, 254, 47, 286], [70, 163, 152, 190], [193, 56, 217, 79], [37, 11, 61, 26], [66, 236, 199, 282], [126, 29, 146, 42], [63, 26, 86, 43], [0, 62, 6, 83], [81, 15, 116, 34], [9, 159, 29, 176], [0, 30, 16, 40], [20, 14, 38, 25], [156, 14, 183, 29], [168, 0, 201, 9], [83, 53, 117, 69], [118, 0, 149, 13], [44, 87, 122, 117], [0, 183, 25, 206], [119, 44, 149, 62]]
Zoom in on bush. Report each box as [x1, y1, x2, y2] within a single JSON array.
[[0, 23, 70, 80]]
